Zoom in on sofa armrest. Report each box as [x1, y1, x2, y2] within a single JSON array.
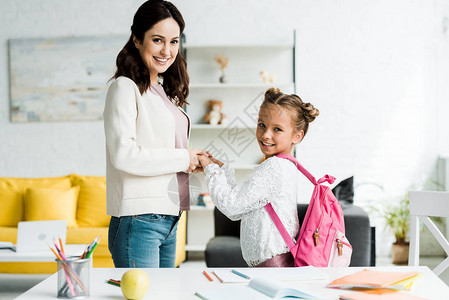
[[205, 236, 247, 267], [341, 205, 371, 266]]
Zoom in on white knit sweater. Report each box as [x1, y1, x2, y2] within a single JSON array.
[[204, 156, 300, 266]]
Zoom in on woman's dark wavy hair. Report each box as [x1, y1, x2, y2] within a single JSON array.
[[112, 0, 189, 106]]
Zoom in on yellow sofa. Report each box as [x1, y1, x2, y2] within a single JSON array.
[[0, 174, 186, 273]]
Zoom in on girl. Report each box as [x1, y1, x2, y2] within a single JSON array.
[[104, 0, 202, 268], [198, 88, 319, 267]]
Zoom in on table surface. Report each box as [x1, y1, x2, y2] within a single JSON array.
[[14, 265, 449, 300], [0, 244, 86, 262]]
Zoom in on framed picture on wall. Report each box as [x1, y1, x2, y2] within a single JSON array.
[[8, 35, 126, 122]]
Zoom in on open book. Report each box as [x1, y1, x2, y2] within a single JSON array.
[[195, 276, 321, 300], [327, 269, 421, 290]]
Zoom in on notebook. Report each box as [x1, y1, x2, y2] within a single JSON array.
[[16, 220, 67, 252], [327, 269, 421, 290]]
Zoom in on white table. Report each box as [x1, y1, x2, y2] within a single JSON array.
[[14, 266, 448, 299], [0, 244, 86, 262]]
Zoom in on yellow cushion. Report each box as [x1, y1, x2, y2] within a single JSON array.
[[0, 175, 72, 227], [0, 190, 23, 227], [71, 174, 110, 227], [24, 186, 80, 228]]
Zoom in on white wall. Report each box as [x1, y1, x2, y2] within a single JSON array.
[[1, 0, 448, 251]]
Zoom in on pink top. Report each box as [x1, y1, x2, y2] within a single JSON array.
[[151, 83, 190, 211]]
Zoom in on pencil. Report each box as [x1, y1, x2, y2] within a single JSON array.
[[86, 241, 98, 258], [48, 243, 62, 260], [202, 270, 213, 282], [80, 245, 88, 259], [59, 235, 65, 255], [48, 243, 75, 296], [106, 279, 121, 287], [231, 269, 250, 280]]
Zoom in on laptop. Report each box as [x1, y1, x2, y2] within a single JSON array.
[[16, 220, 67, 253]]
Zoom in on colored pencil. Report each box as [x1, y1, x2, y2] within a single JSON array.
[[48, 243, 62, 260], [58, 235, 65, 255], [52, 241, 88, 294], [202, 270, 213, 282], [86, 235, 101, 258], [106, 279, 121, 287], [48, 243, 75, 296], [231, 269, 250, 280]]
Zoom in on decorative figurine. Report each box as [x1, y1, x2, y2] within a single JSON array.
[[214, 54, 229, 83], [203, 100, 228, 125], [260, 70, 276, 84]]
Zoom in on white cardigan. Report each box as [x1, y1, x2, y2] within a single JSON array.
[[103, 76, 190, 217]]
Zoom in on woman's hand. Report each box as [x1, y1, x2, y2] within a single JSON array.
[[185, 149, 202, 173]]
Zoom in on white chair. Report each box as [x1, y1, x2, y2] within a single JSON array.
[[409, 191, 449, 275]]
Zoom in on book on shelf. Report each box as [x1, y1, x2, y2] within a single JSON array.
[[327, 269, 421, 291], [211, 266, 327, 283], [195, 276, 321, 300]]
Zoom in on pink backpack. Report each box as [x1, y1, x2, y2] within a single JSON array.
[[264, 154, 352, 267]]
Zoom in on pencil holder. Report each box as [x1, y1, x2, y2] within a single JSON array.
[[56, 256, 91, 299]]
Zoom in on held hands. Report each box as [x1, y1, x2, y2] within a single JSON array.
[[185, 150, 224, 173], [197, 151, 224, 170], [185, 149, 203, 173]]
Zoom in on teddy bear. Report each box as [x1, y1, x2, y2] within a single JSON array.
[[203, 100, 228, 125]]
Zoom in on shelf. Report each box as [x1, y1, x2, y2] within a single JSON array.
[[189, 205, 214, 211], [191, 124, 256, 129], [184, 244, 206, 252], [189, 82, 294, 89], [183, 43, 293, 49]]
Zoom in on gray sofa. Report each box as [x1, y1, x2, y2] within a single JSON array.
[[205, 177, 373, 267]]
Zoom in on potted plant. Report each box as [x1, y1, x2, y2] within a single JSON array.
[[383, 194, 410, 264]]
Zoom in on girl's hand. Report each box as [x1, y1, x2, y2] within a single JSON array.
[[185, 149, 202, 173], [197, 153, 214, 168], [205, 151, 224, 167]]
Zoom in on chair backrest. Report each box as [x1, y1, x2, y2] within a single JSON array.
[[409, 191, 449, 275]]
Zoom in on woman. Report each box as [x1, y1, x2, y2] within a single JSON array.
[[103, 0, 201, 268]]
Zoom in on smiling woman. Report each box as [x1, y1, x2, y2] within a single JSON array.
[[103, 0, 203, 269], [132, 18, 181, 86]]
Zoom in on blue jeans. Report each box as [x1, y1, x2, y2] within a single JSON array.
[[108, 213, 181, 268]]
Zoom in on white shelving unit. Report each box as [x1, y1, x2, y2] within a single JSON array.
[[183, 33, 296, 252], [184, 205, 215, 252]]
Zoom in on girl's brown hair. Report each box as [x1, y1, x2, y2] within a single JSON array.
[[262, 88, 319, 137], [112, 0, 189, 106]]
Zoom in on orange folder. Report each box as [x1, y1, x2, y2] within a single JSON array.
[[327, 269, 421, 290], [339, 291, 427, 300]]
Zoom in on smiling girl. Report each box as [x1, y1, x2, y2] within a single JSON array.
[[198, 88, 320, 267], [104, 0, 202, 268]]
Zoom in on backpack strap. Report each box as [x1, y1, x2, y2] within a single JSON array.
[[265, 203, 296, 250], [276, 154, 335, 185]]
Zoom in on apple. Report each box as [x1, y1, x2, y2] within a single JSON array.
[[121, 269, 150, 300]]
